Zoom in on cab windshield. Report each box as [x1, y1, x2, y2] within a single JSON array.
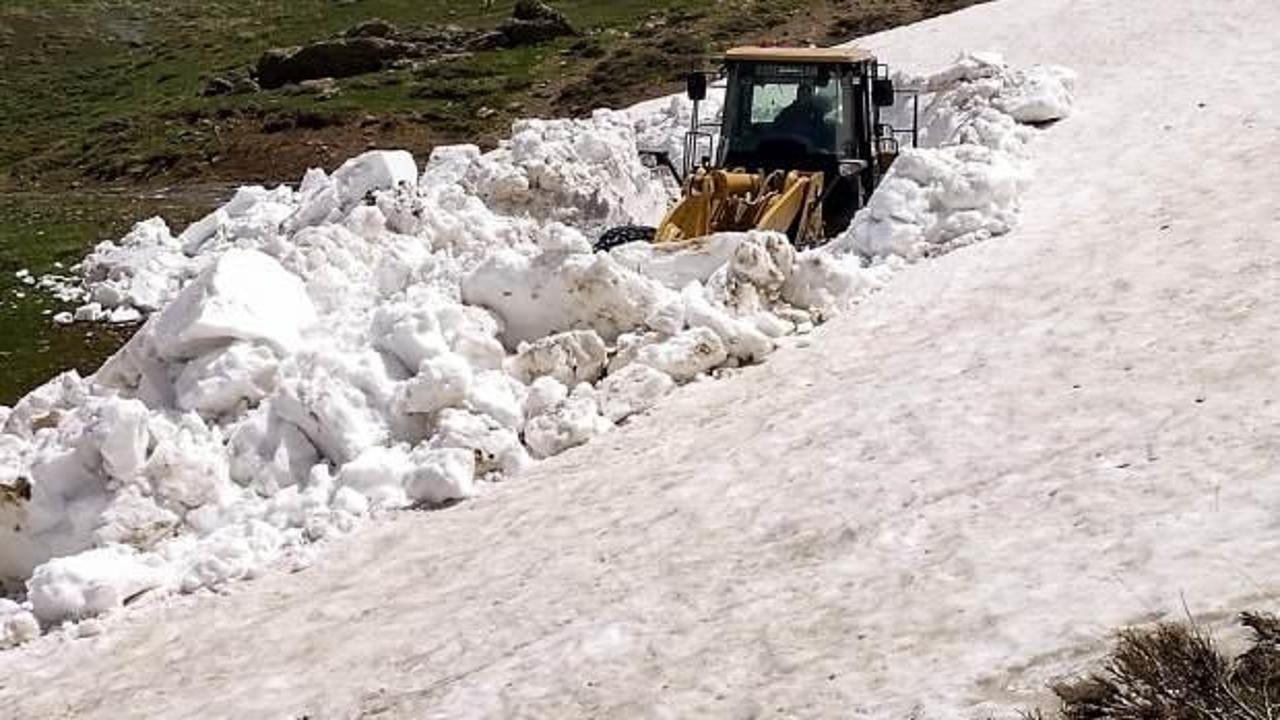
[[723, 63, 848, 159]]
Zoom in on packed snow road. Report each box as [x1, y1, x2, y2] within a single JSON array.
[[4, 0, 1280, 716]]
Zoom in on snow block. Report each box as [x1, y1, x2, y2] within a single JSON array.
[[433, 409, 529, 476], [995, 65, 1077, 124], [634, 328, 728, 383], [336, 445, 414, 509], [524, 389, 611, 460], [0, 600, 38, 649], [150, 249, 317, 360], [332, 150, 419, 211], [508, 330, 608, 387], [462, 249, 677, 347], [175, 342, 280, 417], [27, 546, 169, 624], [598, 364, 676, 423], [465, 371, 528, 431], [405, 447, 476, 505], [398, 352, 473, 415]]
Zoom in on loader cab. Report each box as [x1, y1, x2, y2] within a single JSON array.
[[686, 47, 911, 236]]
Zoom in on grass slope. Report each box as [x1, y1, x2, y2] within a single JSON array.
[[0, 0, 760, 187]]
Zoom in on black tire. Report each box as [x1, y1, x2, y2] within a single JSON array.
[[594, 225, 656, 253]]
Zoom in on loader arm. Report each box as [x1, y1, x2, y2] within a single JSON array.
[[653, 169, 826, 246]]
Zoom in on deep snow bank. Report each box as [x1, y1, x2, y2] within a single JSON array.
[[832, 53, 1075, 259], [0, 53, 1072, 643]]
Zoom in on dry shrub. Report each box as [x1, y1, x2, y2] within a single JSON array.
[[1045, 612, 1280, 719]]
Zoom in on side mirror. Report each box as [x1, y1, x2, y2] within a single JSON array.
[[872, 78, 895, 107], [686, 72, 707, 102]]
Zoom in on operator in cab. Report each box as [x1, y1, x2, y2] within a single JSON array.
[[771, 80, 835, 147]]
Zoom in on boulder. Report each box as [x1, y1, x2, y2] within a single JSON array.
[[256, 38, 420, 89], [346, 19, 399, 39], [514, 0, 570, 23], [497, 0, 576, 47], [200, 70, 260, 97], [200, 76, 235, 97]]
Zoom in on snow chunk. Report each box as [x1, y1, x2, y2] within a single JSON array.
[[150, 249, 317, 360], [141, 412, 237, 519], [609, 233, 743, 290], [524, 389, 612, 460], [0, 600, 38, 649], [74, 303, 103, 322], [421, 144, 482, 188], [76, 218, 190, 314], [405, 447, 476, 505], [682, 285, 773, 364], [373, 301, 505, 375], [832, 145, 1028, 260], [398, 352, 473, 415], [289, 150, 417, 231], [96, 398, 150, 483], [332, 149, 417, 206], [995, 65, 1077, 124], [274, 351, 396, 465], [466, 371, 528, 430], [226, 404, 318, 495], [508, 330, 608, 387], [524, 376, 569, 420], [1, 388, 234, 583], [460, 111, 670, 234], [635, 328, 729, 383], [178, 520, 286, 593], [175, 342, 279, 417], [27, 546, 168, 624], [782, 251, 894, 312], [598, 364, 676, 423], [463, 249, 677, 347], [336, 445, 414, 509], [434, 409, 529, 476]]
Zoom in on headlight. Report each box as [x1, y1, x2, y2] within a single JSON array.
[[839, 160, 867, 177]]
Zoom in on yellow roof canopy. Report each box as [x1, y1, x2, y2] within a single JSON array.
[[723, 46, 875, 64]]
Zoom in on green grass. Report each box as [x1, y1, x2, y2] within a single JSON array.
[[0, 192, 214, 405], [0, 0, 713, 186]]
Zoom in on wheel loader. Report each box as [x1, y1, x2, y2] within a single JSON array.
[[598, 46, 918, 251]]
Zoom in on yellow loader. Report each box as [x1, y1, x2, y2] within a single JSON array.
[[598, 46, 917, 251]]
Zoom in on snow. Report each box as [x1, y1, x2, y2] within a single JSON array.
[[26, 546, 167, 624], [827, 51, 1076, 260], [0, 4, 1108, 711], [459, 113, 672, 234], [396, 351, 472, 415], [5, 52, 1065, 627], [524, 385, 611, 459], [633, 327, 728, 383], [402, 447, 475, 506], [461, 247, 679, 346], [0, 600, 37, 650], [596, 363, 677, 423], [148, 249, 317, 360], [507, 330, 609, 387]]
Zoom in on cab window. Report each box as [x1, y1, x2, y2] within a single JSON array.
[[727, 64, 848, 156]]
